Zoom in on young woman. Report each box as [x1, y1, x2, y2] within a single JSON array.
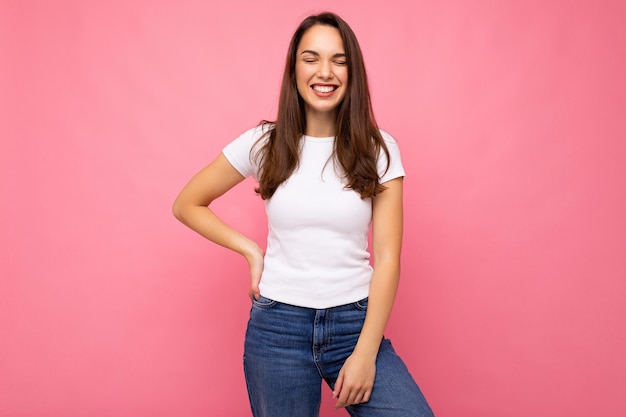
[[173, 12, 435, 417]]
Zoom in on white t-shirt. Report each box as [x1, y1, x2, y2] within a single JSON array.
[[222, 125, 405, 308]]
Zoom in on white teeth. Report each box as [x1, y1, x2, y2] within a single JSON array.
[[313, 85, 336, 93]]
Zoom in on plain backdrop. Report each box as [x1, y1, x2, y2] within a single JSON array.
[[1, 0, 625, 416]]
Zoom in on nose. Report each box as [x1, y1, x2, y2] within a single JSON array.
[[317, 60, 333, 79]]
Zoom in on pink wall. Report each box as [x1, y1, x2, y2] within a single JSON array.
[[2, 0, 625, 416]]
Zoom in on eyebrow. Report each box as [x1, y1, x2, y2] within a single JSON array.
[[300, 50, 346, 58]]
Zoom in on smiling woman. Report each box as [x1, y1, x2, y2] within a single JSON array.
[[172, 11, 435, 417]]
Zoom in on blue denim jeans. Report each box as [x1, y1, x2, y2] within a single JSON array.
[[243, 296, 435, 417]]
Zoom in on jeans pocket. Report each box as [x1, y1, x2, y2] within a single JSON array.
[[252, 295, 277, 309], [353, 297, 369, 311]]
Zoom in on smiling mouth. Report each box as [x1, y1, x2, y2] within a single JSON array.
[[311, 85, 338, 93]]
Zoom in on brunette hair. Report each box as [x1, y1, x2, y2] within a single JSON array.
[[254, 12, 390, 199]]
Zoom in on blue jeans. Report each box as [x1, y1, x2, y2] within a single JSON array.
[[243, 296, 435, 417]]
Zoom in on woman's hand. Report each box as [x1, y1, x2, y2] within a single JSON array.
[[245, 244, 264, 301], [332, 352, 376, 408]]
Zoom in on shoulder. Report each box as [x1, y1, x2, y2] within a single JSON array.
[[225, 123, 273, 152], [378, 128, 399, 146], [376, 129, 401, 157], [222, 124, 275, 178], [376, 129, 405, 181], [238, 123, 274, 143]]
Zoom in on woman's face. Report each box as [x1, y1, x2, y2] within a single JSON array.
[[295, 25, 348, 118]]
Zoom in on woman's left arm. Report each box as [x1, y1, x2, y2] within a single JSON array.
[[333, 177, 403, 408]]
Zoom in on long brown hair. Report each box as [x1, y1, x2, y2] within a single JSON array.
[[254, 12, 390, 200]]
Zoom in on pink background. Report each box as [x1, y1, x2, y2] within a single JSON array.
[[1, 0, 625, 416]]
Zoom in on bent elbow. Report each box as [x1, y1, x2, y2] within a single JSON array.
[[172, 198, 186, 222]]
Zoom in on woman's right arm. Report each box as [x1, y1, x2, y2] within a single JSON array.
[[172, 152, 264, 299]]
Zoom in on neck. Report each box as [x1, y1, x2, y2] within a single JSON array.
[[304, 108, 336, 137]]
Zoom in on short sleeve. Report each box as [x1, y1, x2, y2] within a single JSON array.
[[377, 130, 406, 183], [222, 125, 270, 180]]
